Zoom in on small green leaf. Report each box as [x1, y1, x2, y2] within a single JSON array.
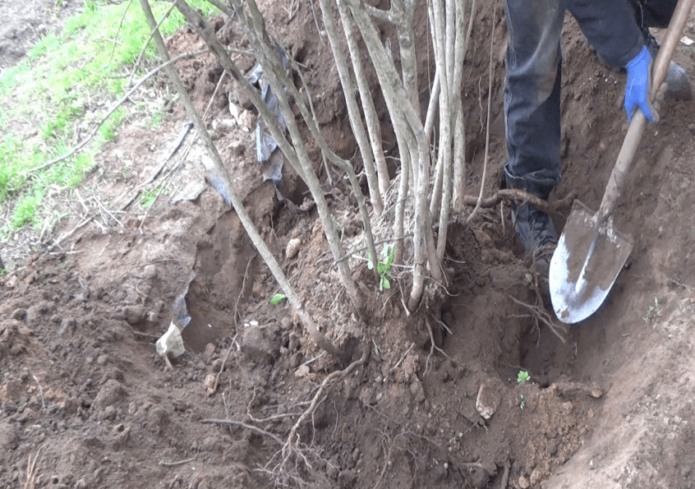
[[385, 245, 396, 267], [517, 370, 531, 385], [270, 294, 287, 305], [381, 277, 390, 290], [525, 273, 533, 283]]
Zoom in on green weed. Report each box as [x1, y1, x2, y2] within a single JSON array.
[[367, 244, 396, 291], [12, 190, 43, 229], [644, 296, 659, 323], [517, 370, 531, 385], [139, 185, 169, 208]]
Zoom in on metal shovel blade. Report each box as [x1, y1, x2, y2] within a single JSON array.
[[549, 201, 633, 324]]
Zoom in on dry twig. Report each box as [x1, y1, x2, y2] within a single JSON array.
[[159, 456, 196, 467], [201, 418, 284, 445], [23, 447, 43, 489]]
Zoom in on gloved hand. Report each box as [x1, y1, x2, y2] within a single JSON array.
[[625, 45, 658, 124]]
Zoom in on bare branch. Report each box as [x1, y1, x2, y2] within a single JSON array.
[[468, 15, 495, 224], [320, 0, 384, 216], [165, 0, 346, 359], [337, 3, 391, 197], [126, 1, 176, 88]]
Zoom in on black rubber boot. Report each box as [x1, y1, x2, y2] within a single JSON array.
[[512, 203, 557, 276]]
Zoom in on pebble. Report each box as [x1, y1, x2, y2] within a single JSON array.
[[10, 309, 26, 321], [530, 468, 542, 485], [203, 343, 216, 362], [295, 365, 310, 379], [475, 383, 499, 420], [229, 141, 246, 156], [518, 475, 530, 489], [204, 373, 217, 396], [286, 238, 302, 259]]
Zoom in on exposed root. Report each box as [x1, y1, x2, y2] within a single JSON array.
[[463, 189, 577, 218], [23, 447, 42, 489], [424, 317, 456, 375], [508, 295, 569, 344], [200, 418, 284, 445]]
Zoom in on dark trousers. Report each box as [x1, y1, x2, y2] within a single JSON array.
[[503, 0, 677, 199]]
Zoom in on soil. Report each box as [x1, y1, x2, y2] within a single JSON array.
[[3, 1, 695, 489]]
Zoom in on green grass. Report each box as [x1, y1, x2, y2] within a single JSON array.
[[0, 0, 217, 233]]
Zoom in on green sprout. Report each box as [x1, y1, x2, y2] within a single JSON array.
[[517, 370, 531, 385], [644, 296, 659, 323], [367, 244, 396, 291], [519, 394, 525, 410], [270, 293, 287, 305]]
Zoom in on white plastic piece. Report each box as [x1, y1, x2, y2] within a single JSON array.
[[156, 322, 185, 358]]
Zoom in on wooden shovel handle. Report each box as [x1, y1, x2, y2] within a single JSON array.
[[597, 0, 695, 221]]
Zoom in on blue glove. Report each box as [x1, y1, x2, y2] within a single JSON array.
[[625, 45, 656, 124]]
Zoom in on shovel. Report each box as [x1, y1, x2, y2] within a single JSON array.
[[549, 0, 695, 324]]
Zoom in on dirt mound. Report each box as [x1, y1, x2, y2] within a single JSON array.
[[2, 1, 695, 488]]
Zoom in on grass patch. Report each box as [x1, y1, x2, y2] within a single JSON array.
[[139, 184, 170, 209], [0, 0, 216, 233]]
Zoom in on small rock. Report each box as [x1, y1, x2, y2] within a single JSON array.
[[410, 380, 426, 403], [475, 383, 499, 420], [96, 355, 108, 366], [286, 238, 302, 259], [229, 141, 245, 156], [10, 309, 26, 321], [205, 373, 217, 396], [93, 379, 127, 409], [530, 468, 542, 486], [143, 265, 158, 279], [289, 353, 303, 369], [352, 448, 361, 463], [295, 365, 310, 378], [589, 388, 603, 399], [5, 275, 17, 289], [358, 387, 377, 406], [238, 111, 255, 131], [518, 475, 530, 489], [203, 343, 216, 362], [123, 305, 145, 325], [99, 405, 116, 421]]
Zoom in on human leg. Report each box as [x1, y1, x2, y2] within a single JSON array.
[[504, 0, 565, 200], [504, 0, 565, 264]]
